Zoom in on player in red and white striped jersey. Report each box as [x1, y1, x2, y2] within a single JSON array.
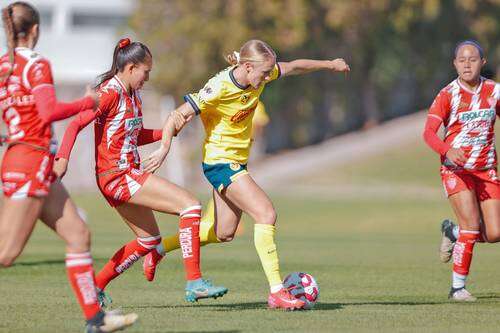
[[423, 40, 500, 301], [55, 38, 227, 306], [0, 2, 137, 332]]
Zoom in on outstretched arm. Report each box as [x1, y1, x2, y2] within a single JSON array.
[[278, 58, 350, 77], [53, 109, 99, 177], [141, 102, 197, 173]]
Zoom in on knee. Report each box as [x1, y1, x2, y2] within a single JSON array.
[[181, 196, 202, 213], [0, 250, 19, 267], [216, 231, 234, 243], [0, 255, 15, 267], [484, 231, 500, 243], [65, 222, 91, 251], [256, 207, 277, 226]]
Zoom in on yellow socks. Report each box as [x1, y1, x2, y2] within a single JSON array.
[[254, 224, 282, 289], [160, 214, 220, 255]]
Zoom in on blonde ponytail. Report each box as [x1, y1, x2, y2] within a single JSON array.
[[224, 40, 276, 66], [225, 51, 240, 65]]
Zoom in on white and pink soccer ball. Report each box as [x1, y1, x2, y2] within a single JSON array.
[[283, 272, 319, 309]]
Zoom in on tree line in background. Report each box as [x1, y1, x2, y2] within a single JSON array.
[[130, 0, 499, 152]]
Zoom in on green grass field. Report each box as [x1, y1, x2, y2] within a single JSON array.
[[2, 139, 500, 332]]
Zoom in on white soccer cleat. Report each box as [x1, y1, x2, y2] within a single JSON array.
[[440, 219, 456, 263], [85, 310, 138, 333], [449, 288, 477, 302]]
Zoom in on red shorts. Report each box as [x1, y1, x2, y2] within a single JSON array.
[[1, 144, 56, 199], [96, 167, 150, 207], [441, 166, 500, 201]]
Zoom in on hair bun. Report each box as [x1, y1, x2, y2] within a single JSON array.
[[118, 38, 131, 49]]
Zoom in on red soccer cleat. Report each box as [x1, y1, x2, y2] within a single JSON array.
[[268, 288, 306, 310], [142, 250, 164, 282]]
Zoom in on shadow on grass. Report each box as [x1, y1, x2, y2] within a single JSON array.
[[134, 301, 343, 311], [134, 299, 466, 312], [156, 331, 240, 333], [12, 259, 65, 267], [12, 257, 109, 267]]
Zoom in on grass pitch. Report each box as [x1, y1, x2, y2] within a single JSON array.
[[2, 140, 500, 332]]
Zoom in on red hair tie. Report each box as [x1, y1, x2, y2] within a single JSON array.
[[118, 38, 131, 49]]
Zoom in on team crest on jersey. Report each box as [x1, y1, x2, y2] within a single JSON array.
[[230, 163, 241, 171], [487, 97, 496, 108], [488, 169, 498, 182], [240, 94, 250, 104]]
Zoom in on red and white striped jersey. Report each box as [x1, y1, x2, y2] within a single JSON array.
[[428, 77, 500, 170], [94, 76, 144, 174], [0, 47, 55, 150]]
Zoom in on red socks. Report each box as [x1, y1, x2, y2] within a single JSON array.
[[453, 230, 479, 276], [95, 235, 161, 290], [179, 205, 202, 281], [65, 252, 101, 320]]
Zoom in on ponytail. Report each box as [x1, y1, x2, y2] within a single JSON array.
[[1, 2, 40, 81], [224, 40, 276, 66], [1, 5, 16, 79], [96, 38, 152, 87], [225, 51, 240, 66]]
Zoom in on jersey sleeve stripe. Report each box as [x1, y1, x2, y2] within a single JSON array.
[[31, 83, 54, 91], [183, 94, 201, 115], [428, 114, 443, 121]]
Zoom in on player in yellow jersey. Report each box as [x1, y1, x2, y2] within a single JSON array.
[[142, 39, 350, 310]]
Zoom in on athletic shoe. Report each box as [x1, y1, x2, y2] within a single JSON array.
[[143, 250, 164, 282], [440, 219, 457, 263], [449, 287, 477, 302], [97, 288, 113, 308], [185, 278, 228, 302], [85, 309, 138, 333], [268, 288, 306, 310]]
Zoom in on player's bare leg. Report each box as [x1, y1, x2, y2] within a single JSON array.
[[41, 180, 138, 331], [447, 190, 480, 302], [224, 174, 305, 310], [0, 196, 43, 267], [479, 199, 500, 243], [129, 174, 227, 301]]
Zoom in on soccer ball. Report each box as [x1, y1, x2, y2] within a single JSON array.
[[283, 272, 319, 309]]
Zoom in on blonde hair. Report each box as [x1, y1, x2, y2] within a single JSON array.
[[225, 39, 276, 66]]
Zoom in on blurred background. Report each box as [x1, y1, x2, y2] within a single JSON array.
[[0, 0, 498, 192]]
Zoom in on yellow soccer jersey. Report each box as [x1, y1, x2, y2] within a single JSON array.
[[184, 64, 281, 164]]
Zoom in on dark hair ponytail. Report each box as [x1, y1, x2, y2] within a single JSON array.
[[96, 38, 152, 87], [1, 2, 39, 80]]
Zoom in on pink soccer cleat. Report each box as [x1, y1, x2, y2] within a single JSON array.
[[268, 288, 306, 310], [142, 250, 164, 282]]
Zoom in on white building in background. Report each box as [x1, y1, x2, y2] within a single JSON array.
[[0, 0, 192, 191], [0, 0, 133, 85]]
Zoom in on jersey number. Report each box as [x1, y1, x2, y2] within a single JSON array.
[[5, 107, 25, 140]]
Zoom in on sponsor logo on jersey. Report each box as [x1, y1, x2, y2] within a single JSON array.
[[125, 117, 142, 131], [230, 108, 254, 123], [0, 95, 35, 110], [3, 172, 26, 180], [459, 109, 495, 122]]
